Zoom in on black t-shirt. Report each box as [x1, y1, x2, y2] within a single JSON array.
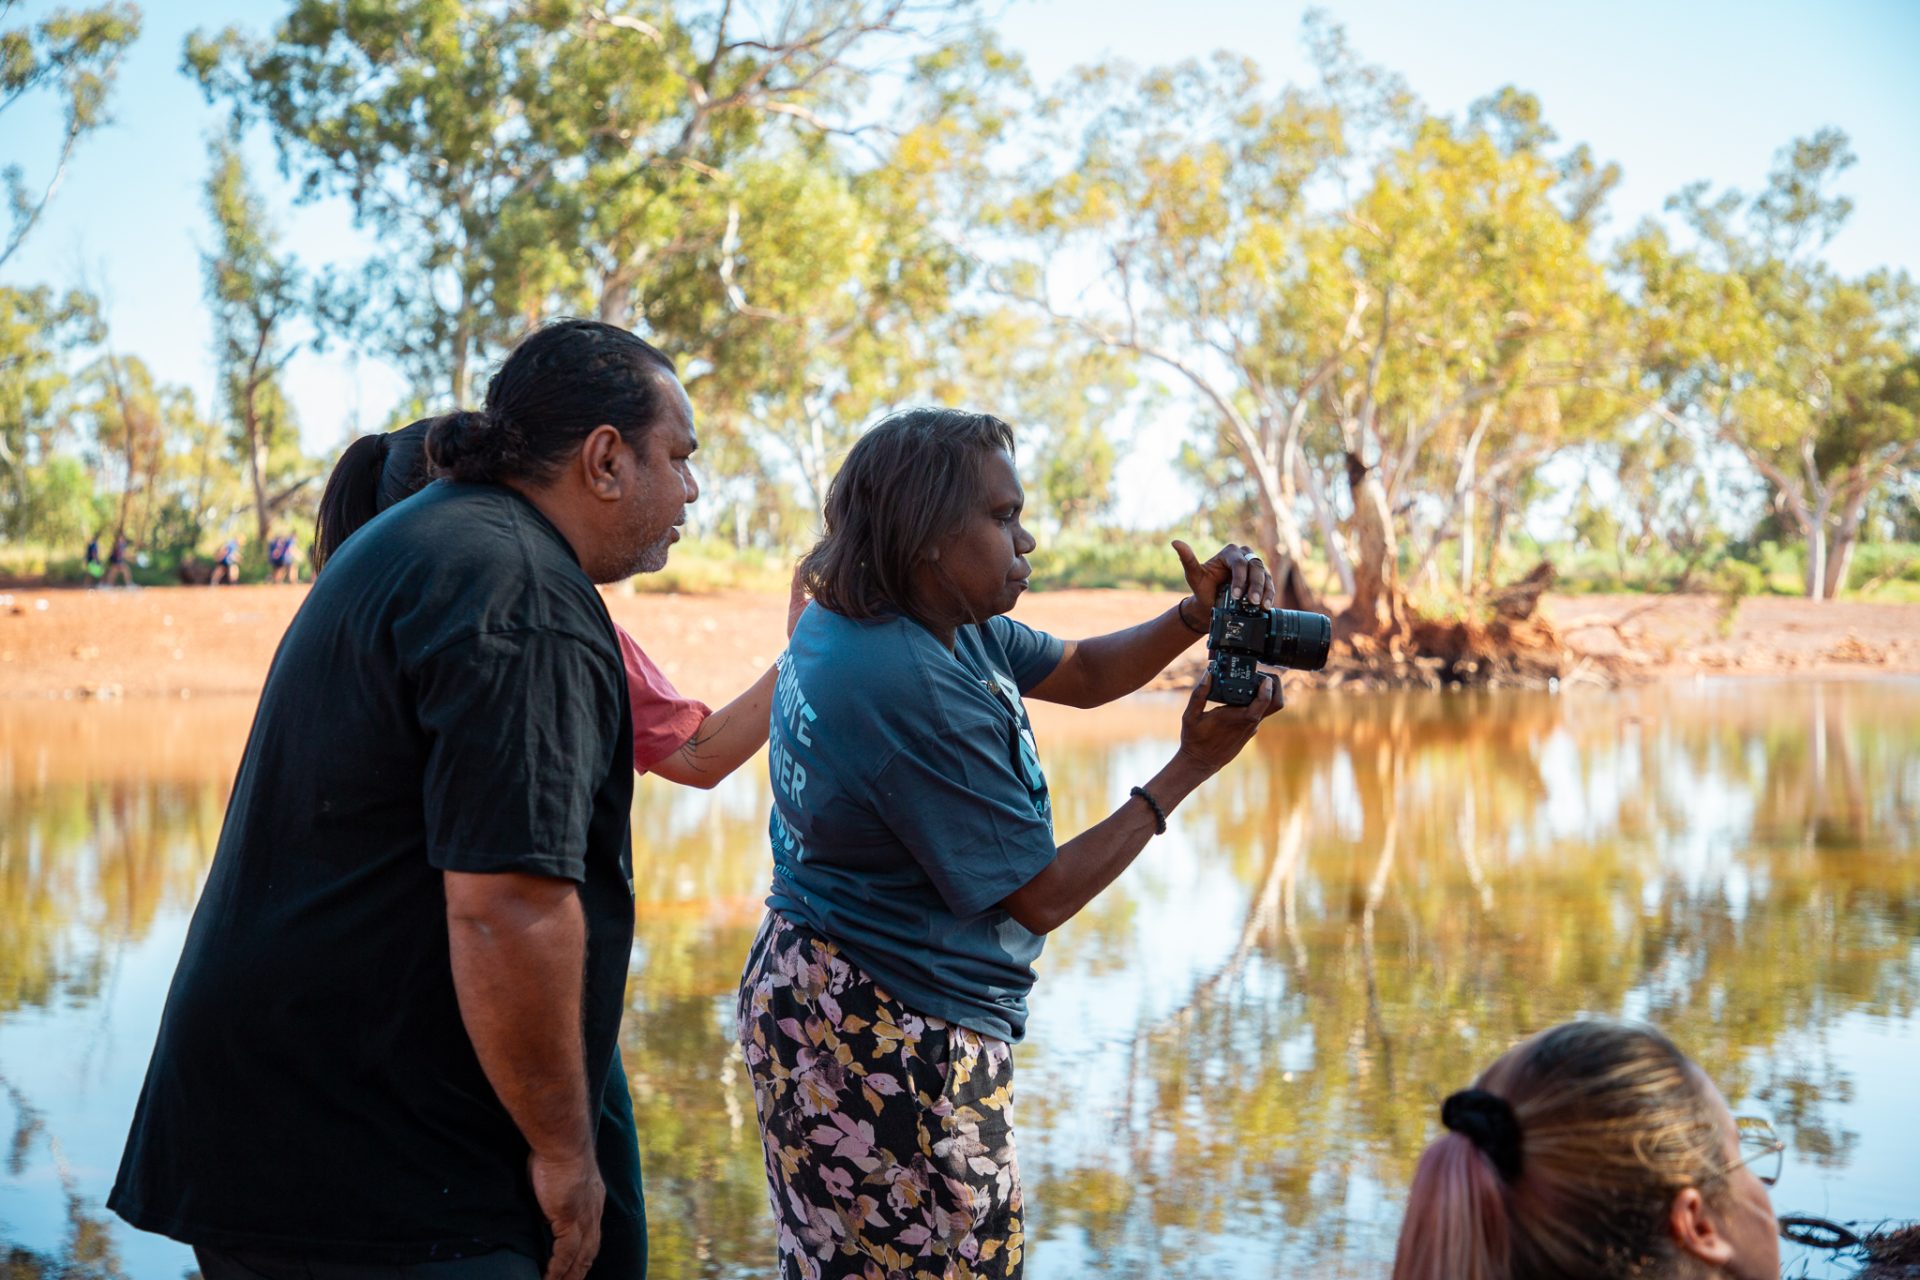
[[109, 482, 635, 1263]]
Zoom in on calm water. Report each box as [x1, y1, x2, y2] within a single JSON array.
[[1, 681, 1916, 1278]]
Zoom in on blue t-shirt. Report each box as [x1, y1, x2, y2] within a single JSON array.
[[763, 605, 1065, 1042]]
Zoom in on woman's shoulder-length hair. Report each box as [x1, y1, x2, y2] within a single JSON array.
[[800, 407, 1016, 624]]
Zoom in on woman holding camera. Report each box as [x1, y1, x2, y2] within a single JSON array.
[[737, 408, 1288, 1280]]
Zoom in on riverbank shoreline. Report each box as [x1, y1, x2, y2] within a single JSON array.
[[3, 583, 1918, 701]]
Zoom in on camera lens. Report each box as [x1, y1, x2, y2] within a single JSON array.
[[1264, 609, 1333, 671]]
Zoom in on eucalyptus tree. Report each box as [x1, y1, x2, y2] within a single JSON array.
[[0, 0, 139, 542], [988, 16, 1623, 642], [1623, 130, 1920, 599], [185, 0, 978, 415], [0, 284, 101, 539], [203, 133, 310, 549], [0, 0, 141, 268], [985, 43, 1356, 610], [1305, 98, 1623, 638]]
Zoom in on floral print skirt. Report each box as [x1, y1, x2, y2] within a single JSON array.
[[736, 910, 1024, 1280]]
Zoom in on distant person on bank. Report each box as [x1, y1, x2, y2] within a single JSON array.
[[313, 415, 805, 789], [104, 531, 133, 586], [737, 408, 1287, 1280], [267, 529, 299, 583], [111, 320, 699, 1280], [211, 536, 241, 585]]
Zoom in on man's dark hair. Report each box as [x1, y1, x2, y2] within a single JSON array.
[[311, 416, 439, 572], [800, 407, 1016, 624], [427, 319, 677, 486]]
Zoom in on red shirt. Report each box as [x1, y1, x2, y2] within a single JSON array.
[[613, 622, 712, 773]]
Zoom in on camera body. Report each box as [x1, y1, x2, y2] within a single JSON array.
[[1206, 598, 1333, 705]]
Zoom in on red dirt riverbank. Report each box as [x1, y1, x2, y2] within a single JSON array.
[[1, 584, 1917, 702]]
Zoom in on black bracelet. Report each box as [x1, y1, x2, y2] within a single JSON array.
[[1176, 595, 1209, 635], [1130, 785, 1168, 835]]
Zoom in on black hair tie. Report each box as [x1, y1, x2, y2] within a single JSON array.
[[1441, 1088, 1524, 1182]]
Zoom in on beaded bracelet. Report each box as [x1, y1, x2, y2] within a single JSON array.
[[1130, 785, 1169, 835]]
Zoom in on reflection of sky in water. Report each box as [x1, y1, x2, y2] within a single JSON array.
[[0, 916, 201, 1279], [2, 680, 1918, 1278]]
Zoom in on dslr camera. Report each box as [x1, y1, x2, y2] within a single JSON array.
[[1206, 597, 1332, 705]]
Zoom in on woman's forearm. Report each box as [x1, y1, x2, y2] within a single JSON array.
[[997, 750, 1212, 933], [1029, 601, 1206, 708], [650, 663, 779, 788]]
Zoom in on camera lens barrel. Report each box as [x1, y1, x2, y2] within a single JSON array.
[[1261, 609, 1333, 672]]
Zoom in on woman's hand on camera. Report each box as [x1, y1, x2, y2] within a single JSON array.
[[1174, 670, 1285, 777], [1172, 540, 1276, 615]]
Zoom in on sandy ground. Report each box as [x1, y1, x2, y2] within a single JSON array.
[[1, 582, 1917, 702]]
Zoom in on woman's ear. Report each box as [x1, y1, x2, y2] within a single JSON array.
[[1669, 1186, 1734, 1268]]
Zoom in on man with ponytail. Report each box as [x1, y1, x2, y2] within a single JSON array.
[[1392, 1019, 1784, 1280], [112, 320, 698, 1280]]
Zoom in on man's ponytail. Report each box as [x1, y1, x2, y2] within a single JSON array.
[[427, 407, 536, 484]]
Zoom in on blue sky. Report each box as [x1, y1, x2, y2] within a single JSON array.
[[3, 0, 1917, 523]]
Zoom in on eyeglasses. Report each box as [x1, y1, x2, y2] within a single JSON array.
[[1725, 1115, 1784, 1187]]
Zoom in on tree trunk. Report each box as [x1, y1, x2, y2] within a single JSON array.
[[1458, 481, 1476, 596], [1484, 490, 1510, 586], [1823, 473, 1877, 599], [1800, 521, 1825, 599], [451, 313, 473, 407], [1340, 450, 1410, 650], [1295, 451, 1356, 597], [1454, 407, 1491, 596], [246, 394, 272, 549], [1248, 459, 1322, 613]]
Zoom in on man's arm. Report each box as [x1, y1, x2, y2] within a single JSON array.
[[445, 870, 603, 1280]]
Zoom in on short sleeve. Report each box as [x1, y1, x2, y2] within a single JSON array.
[[868, 722, 1057, 920], [985, 616, 1064, 693], [415, 629, 624, 881], [612, 624, 712, 773]]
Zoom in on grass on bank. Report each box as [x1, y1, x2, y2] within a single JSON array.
[[7, 534, 1920, 605]]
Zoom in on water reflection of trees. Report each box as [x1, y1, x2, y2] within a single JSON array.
[[3, 686, 1916, 1278], [1020, 684, 1920, 1276], [2, 1078, 133, 1279], [0, 780, 220, 1016]]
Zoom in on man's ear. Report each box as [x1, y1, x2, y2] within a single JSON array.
[[1669, 1186, 1734, 1269], [578, 425, 627, 501]]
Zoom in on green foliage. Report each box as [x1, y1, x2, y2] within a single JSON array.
[[627, 536, 792, 595], [0, 1, 142, 267], [1026, 532, 1188, 592], [1620, 130, 1920, 598], [0, 284, 102, 537], [982, 20, 1631, 621], [203, 130, 317, 547]]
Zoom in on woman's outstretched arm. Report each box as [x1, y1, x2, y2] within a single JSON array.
[[999, 671, 1284, 933], [649, 663, 779, 788], [647, 563, 810, 788], [1026, 540, 1276, 708]]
